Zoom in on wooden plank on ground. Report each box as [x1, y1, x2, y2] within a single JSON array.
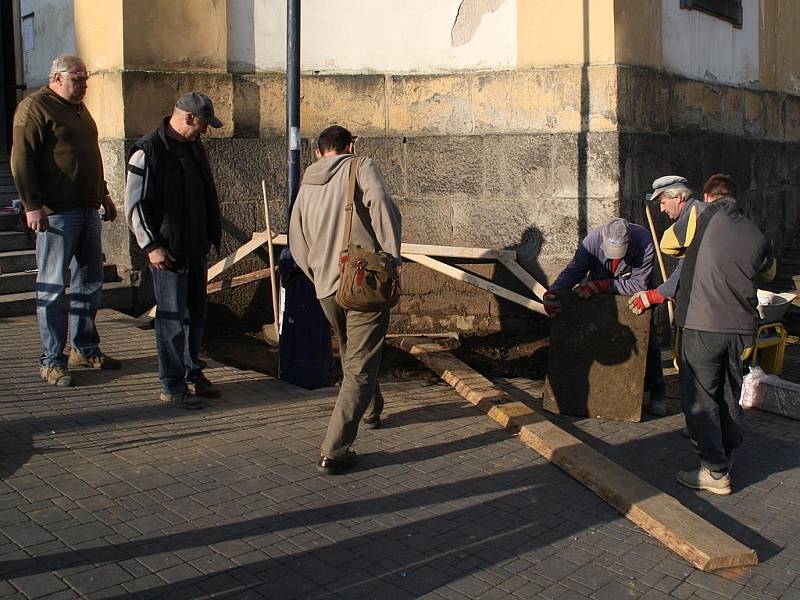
[[402, 253, 547, 316], [390, 336, 758, 572]]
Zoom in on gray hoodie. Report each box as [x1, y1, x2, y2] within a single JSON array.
[[288, 154, 402, 299]]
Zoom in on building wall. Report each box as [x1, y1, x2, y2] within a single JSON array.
[[14, 0, 800, 332], [227, 0, 518, 74], [19, 0, 76, 89], [661, 0, 759, 87]]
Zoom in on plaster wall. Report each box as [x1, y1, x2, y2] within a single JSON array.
[[661, 0, 759, 87], [227, 0, 517, 74], [19, 0, 76, 89], [760, 0, 800, 95]]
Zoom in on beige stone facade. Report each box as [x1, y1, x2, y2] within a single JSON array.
[[16, 0, 800, 331]]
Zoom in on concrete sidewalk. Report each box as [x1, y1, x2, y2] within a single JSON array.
[[0, 310, 798, 599]]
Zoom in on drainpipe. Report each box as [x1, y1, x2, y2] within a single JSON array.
[[286, 0, 300, 216]]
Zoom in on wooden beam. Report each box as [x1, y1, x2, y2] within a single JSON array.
[[497, 255, 548, 300], [402, 253, 547, 316], [389, 337, 759, 572], [138, 231, 286, 321], [207, 268, 275, 294], [400, 243, 516, 261]]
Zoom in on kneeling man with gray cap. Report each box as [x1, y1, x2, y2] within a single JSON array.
[[543, 217, 666, 416]]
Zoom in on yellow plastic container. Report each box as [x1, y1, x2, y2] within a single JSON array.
[[749, 322, 788, 375]]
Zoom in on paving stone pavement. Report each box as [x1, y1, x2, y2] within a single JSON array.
[[0, 310, 799, 599]]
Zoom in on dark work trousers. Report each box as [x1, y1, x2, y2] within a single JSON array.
[[150, 259, 208, 394], [679, 328, 752, 473], [644, 322, 665, 394], [318, 295, 389, 458]]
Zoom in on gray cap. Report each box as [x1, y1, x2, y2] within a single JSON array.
[[650, 175, 688, 203], [601, 218, 630, 260], [175, 92, 223, 128]]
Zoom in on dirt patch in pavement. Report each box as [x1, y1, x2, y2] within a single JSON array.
[[203, 317, 551, 385]]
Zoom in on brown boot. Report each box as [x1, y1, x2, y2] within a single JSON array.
[[69, 350, 121, 370], [40, 365, 74, 387]]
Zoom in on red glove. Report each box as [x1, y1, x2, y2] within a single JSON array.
[[627, 289, 665, 315], [542, 290, 562, 317], [574, 279, 611, 298]]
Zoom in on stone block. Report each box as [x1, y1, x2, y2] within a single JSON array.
[[396, 197, 453, 246], [785, 96, 800, 143], [472, 67, 582, 133], [719, 87, 747, 137], [121, 71, 234, 139], [204, 137, 287, 213], [299, 75, 386, 137], [762, 92, 784, 141], [256, 74, 285, 136], [406, 136, 482, 197], [386, 74, 474, 136], [552, 132, 620, 199], [615, 67, 669, 133], [354, 137, 405, 197], [586, 132, 620, 198], [451, 196, 583, 265], [484, 134, 553, 198], [232, 75, 261, 137], [670, 79, 721, 133], [544, 293, 650, 422]]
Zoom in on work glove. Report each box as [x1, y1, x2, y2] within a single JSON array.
[[574, 279, 611, 299], [628, 289, 665, 315], [542, 290, 562, 317]]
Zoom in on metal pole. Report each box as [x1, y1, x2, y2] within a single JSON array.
[[286, 0, 301, 218]]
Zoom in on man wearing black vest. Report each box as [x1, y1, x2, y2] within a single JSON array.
[[124, 92, 223, 410]]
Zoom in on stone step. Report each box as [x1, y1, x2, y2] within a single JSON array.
[[0, 231, 33, 252], [0, 211, 22, 232], [0, 281, 133, 318], [0, 249, 36, 274], [0, 264, 119, 294]]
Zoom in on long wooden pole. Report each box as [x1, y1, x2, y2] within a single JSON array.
[[262, 181, 281, 339], [644, 204, 674, 324]]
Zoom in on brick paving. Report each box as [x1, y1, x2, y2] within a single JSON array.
[[0, 310, 799, 599]]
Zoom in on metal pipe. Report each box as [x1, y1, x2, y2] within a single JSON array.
[[286, 0, 301, 219]]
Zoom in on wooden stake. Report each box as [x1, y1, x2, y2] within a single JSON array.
[[645, 203, 674, 324], [262, 180, 281, 340]]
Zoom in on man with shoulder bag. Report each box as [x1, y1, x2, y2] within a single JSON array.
[[289, 125, 402, 475]]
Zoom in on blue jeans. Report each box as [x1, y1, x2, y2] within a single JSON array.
[[35, 208, 103, 367], [150, 259, 208, 394]]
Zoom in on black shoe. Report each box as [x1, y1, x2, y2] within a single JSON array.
[[362, 416, 381, 430], [317, 450, 357, 475]]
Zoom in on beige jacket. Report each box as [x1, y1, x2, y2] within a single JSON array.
[[288, 154, 402, 299]]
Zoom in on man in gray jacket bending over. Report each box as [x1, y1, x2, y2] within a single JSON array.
[[289, 125, 402, 475]]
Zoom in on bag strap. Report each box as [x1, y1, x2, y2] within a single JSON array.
[[341, 157, 358, 253]]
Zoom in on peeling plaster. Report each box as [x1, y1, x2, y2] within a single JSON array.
[[451, 0, 507, 47]]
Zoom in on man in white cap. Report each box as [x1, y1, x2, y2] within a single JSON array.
[[124, 92, 223, 410], [627, 176, 699, 316], [543, 217, 665, 415]]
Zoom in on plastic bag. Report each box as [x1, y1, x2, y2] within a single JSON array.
[[740, 366, 766, 408]]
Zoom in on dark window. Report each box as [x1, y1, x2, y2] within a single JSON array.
[[680, 0, 743, 29]]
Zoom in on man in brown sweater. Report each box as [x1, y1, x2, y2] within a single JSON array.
[[11, 53, 120, 387]]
